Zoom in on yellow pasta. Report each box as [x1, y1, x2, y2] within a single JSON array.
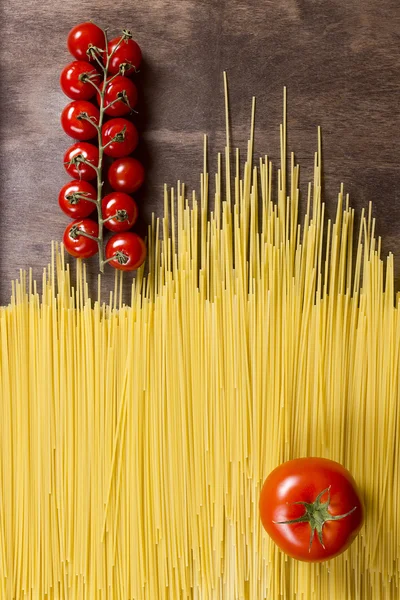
[[0, 79, 399, 598]]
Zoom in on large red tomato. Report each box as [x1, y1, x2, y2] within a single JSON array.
[[259, 458, 364, 562]]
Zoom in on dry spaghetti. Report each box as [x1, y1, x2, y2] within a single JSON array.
[[0, 82, 399, 599]]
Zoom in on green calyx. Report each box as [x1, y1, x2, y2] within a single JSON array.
[[121, 29, 133, 40], [273, 486, 357, 551], [115, 251, 129, 265], [116, 209, 128, 222], [66, 191, 91, 205], [112, 125, 127, 143], [69, 225, 80, 240]]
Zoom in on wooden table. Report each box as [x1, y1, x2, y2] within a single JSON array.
[[1, 0, 399, 303]]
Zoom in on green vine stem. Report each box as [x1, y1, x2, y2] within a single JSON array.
[[66, 192, 98, 205], [74, 27, 133, 272]]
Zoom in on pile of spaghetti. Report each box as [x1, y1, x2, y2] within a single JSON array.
[[0, 87, 399, 599]]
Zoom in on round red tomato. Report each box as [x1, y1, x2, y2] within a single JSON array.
[[101, 118, 138, 158], [59, 180, 97, 218], [107, 37, 142, 76], [64, 142, 99, 181], [60, 61, 101, 100], [102, 192, 138, 232], [105, 232, 146, 270], [61, 100, 100, 140], [108, 157, 144, 193], [97, 76, 138, 116], [63, 218, 99, 258], [67, 22, 105, 62], [259, 458, 364, 562]]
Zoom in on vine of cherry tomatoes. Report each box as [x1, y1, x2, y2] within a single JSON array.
[[60, 21, 146, 271]]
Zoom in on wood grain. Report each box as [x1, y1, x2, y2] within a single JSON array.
[[1, 0, 399, 303]]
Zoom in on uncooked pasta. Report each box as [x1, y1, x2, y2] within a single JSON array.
[[0, 79, 399, 598]]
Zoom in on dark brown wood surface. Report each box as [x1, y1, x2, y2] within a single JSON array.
[[1, 0, 399, 303]]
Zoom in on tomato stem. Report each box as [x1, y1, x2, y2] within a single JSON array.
[[70, 226, 99, 243], [64, 155, 99, 176], [92, 28, 109, 271], [118, 90, 137, 113], [102, 250, 129, 266], [94, 29, 123, 271], [119, 62, 137, 75], [66, 192, 97, 205], [77, 112, 100, 134], [79, 70, 101, 87], [107, 71, 122, 84], [87, 45, 106, 72], [102, 126, 127, 150], [84, 26, 133, 272], [103, 95, 126, 112], [102, 210, 128, 224], [273, 486, 358, 552], [82, 76, 102, 96]]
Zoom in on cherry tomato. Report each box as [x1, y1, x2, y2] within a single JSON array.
[[105, 232, 146, 270], [108, 157, 144, 193], [102, 192, 138, 232], [259, 458, 364, 562], [64, 142, 99, 181], [107, 37, 142, 76], [97, 76, 138, 116], [63, 218, 99, 258], [61, 100, 100, 140], [59, 180, 97, 219], [102, 118, 138, 158], [60, 61, 101, 101], [67, 22, 105, 62]]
